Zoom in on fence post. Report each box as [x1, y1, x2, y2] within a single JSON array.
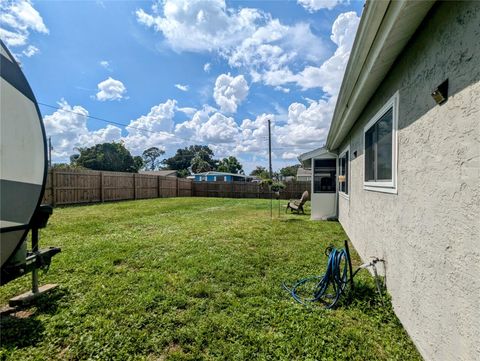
[[51, 168, 56, 206], [176, 178, 179, 197], [133, 173, 137, 200], [157, 176, 160, 198], [100, 172, 104, 202]]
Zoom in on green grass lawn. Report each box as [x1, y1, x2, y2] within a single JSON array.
[[0, 198, 421, 360]]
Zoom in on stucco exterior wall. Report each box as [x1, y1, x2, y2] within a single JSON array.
[[337, 2, 480, 361]]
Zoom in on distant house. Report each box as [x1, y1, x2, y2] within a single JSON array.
[[139, 170, 177, 177], [193, 171, 251, 182], [299, 2, 479, 360], [295, 167, 311, 182]]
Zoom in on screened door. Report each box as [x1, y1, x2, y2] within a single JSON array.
[[311, 156, 337, 219]]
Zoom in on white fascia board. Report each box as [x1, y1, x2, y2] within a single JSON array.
[[298, 147, 331, 163]]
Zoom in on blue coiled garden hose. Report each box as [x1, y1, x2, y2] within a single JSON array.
[[283, 244, 352, 309]]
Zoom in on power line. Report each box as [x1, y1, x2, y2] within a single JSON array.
[[38, 102, 312, 154], [38, 102, 212, 145], [39, 102, 160, 135]]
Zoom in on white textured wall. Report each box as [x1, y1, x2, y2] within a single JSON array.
[[337, 2, 480, 361]]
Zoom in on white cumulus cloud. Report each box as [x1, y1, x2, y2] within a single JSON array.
[[136, 0, 331, 91], [276, 98, 334, 147], [175, 83, 189, 91], [274, 86, 290, 93], [43, 100, 122, 161], [232, 95, 336, 160], [176, 106, 197, 117], [95, 77, 127, 101], [128, 99, 177, 134], [282, 152, 299, 160], [44, 7, 361, 170], [136, 0, 262, 52], [123, 99, 178, 153], [203, 62, 211, 72], [47, 99, 193, 161], [0, 0, 48, 55], [99, 60, 112, 70], [174, 105, 240, 145], [293, 11, 360, 94], [228, 20, 328, 76], [258, 11, 360, 94], [198, 112, 239, 143], [213, 73, 249, 113], [298, 0, 344, 12], [22, 44, 38, 57], [175, 105, 215, 140], [235, 113, 273, 156], [43, 96, 334, 172]]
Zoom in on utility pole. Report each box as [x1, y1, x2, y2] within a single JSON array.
[[48, 136, 53, 168], [267, 119, 272, 179]]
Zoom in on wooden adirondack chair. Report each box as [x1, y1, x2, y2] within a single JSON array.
[[286, 191, 309, 214]]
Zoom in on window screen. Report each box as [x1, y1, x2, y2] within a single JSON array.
[[365, 108, 393, 182], [313, 158, 336, 193], [339, 151, 349, 194]]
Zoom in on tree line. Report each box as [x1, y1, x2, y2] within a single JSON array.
[[54, 141, 300, 179]]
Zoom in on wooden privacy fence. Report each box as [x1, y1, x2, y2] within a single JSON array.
[[42, 169, 190, 206], [192, 181, 310, 200], [41, 169, 310, 206]]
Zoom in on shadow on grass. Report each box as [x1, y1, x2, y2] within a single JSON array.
[[0, 287, 68, 350], [344, 281, 382, 305], [340, 279, 394, 316], [280, 211, 311, 218], [278, 218, 305, 223]]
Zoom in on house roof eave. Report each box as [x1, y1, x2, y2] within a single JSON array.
[[326, 0, 436, 150], [298, 147, 337, 169]]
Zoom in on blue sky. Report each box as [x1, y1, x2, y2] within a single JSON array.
[[1, 0, 363, 173]]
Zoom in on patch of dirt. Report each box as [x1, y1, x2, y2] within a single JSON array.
[[148, 343, 185, 361], [58, 345, 71, 359], [14, 310, 34, 319]]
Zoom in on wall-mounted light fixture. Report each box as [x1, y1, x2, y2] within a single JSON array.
[[431, 79, 449, 105]]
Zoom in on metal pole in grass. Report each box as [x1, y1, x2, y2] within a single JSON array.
[[278, 195, 280, 217], [270, 191, 273, 219], [268, 119, 272, 179], [344, 239, 354, 290], [267, 118, 273, 219]]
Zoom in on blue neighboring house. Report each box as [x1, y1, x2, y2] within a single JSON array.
[[193, 171, 252, 183]]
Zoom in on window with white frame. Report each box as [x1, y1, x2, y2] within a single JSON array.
[[363, 93, 398, 193], [339, 149, 349, 195]]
